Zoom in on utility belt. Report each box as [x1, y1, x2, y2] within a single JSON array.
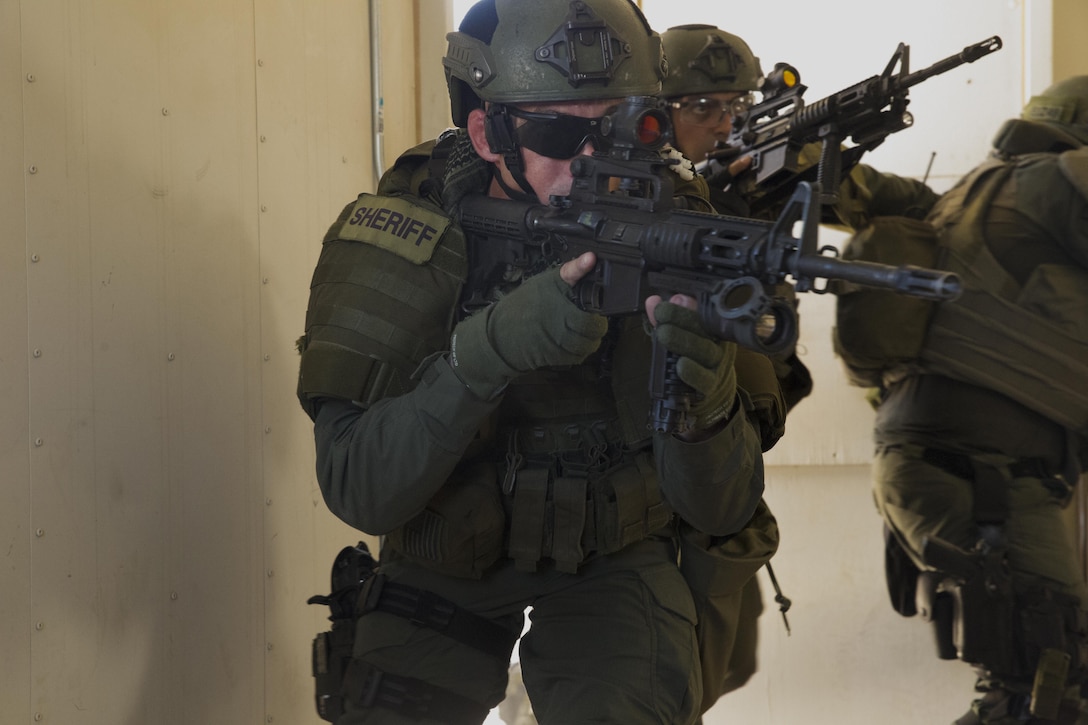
[[920, 447, 1051, 482], [877, 375, 1070, 469], [924, 446, 1069, 518], [914, 445, 1074, 516]]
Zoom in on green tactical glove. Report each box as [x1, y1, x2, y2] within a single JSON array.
[[449, 267, 608, 399], [652, 300, 738, 429]]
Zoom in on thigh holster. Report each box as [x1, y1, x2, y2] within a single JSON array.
[[307, 543, 520, 722]]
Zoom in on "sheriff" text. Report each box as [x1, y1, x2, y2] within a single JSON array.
[[348, 204, 439, 247]]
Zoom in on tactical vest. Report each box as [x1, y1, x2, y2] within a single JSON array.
[[296, 139, 469, 416], [917, 153, 1088, 434], [834, 136, 1088, 436], [831, 215, 941, 388], [299, 135, 674, 578]]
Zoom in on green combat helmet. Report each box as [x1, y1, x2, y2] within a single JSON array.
[[660, 24, 763, 99], [442, 0, 667, 199], [993, 75, 1088, 154], [1021, 74, 1088, 145], [444, 0, 667, 125]]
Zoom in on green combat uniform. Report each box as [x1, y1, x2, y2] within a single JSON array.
[[296, 3, 765, 722], [836, 77, 1088, 724], [299, 131, 763, 725], [659, 24, 943, 713], [657, 27, 799, 711]]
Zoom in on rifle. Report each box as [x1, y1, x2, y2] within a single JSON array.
[[457, 96, 961, 433], [709, 35, 1002, 215]]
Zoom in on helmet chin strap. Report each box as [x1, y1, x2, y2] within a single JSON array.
[[492, 164, 538, 203], [484, 105, 541, 203]]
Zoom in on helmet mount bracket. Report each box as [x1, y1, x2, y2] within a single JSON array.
[[534, 1, 631, 87]]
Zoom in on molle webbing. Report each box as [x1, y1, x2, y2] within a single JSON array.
[[496, 345, 670, 573], [920, 290, 1088, 432], [920, 160, 1088, 433], [298, 199, 466, 406], [508, 468, 551, 569], [497, 367, 617, 434], [506, 453, 672, 573]]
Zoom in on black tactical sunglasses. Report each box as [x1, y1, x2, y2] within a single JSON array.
[[505, 106, 614, 159]]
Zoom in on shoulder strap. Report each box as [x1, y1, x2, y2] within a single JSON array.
[[1058, 146, 1088, 202]]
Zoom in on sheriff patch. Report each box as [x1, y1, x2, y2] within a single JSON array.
[[336, 193, 449, 264]]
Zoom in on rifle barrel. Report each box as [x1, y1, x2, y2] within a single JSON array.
[[794, 253, 962, 301], [901, 36, 1003, 89]]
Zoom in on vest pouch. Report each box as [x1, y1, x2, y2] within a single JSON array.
[[832, 216, 942, 387], [679, 499, 779, 603], [593, 452, 672, 555], [385, 461, 504, 579]]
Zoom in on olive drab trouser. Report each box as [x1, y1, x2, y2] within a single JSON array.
[[338, 538, 702, 725], [873, 442, 1088, 704]]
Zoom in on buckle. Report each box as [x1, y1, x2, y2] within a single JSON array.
[[342, 660, 385, 708], [410, 589, 455, 629], [357, 572, 386, 615]]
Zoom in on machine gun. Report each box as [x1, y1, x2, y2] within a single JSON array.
[[457, 97, 961, 433], [708, 35, 1002, 215]]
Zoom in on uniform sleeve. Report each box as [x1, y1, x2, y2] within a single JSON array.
[[300, 182, 478, 535], [313, 354, 501, 535], [653, 409, 765, 536], [1053, 149, 1088, 268], [831, 163, 941, 231], [1000, 155, 1088, 270]]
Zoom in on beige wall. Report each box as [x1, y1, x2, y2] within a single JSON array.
[[1054, 0, 1088, 82], [1, 1, 1084, 724], [1, 1, 448, 723]]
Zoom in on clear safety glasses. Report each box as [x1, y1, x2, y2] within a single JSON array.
[[670, 94, 754, 127]]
